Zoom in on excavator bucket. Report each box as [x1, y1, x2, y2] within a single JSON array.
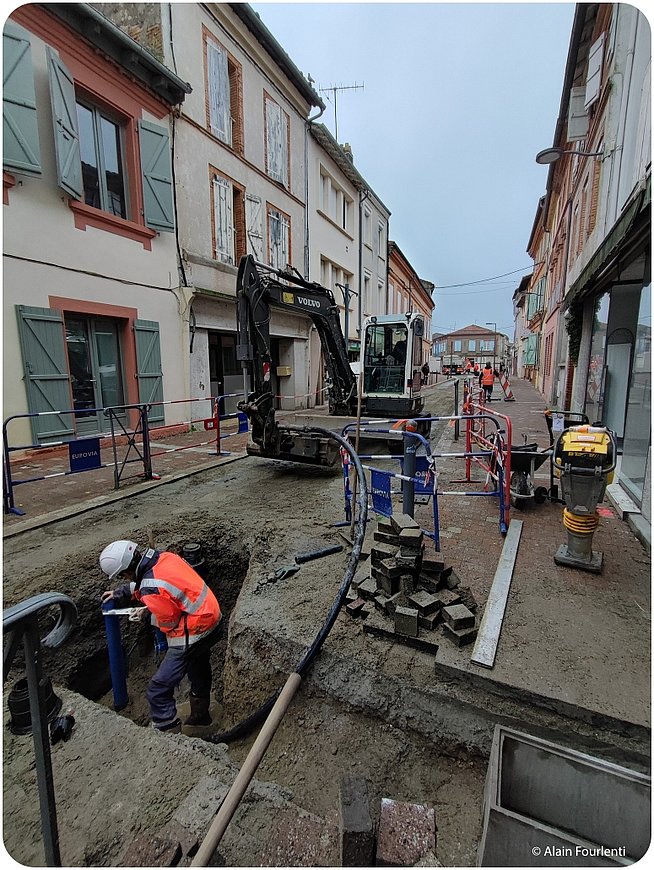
[[246, 426, 340, 467]]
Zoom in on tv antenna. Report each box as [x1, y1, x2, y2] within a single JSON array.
[[319, 82, 364, 141]]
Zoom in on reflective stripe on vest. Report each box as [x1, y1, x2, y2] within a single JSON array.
[[140, 577, 209, 614], [482, 370, 494, 386]]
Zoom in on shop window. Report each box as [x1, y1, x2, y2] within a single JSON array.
[[621, 283, 651, 505]]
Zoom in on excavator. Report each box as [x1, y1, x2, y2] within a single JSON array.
[[236, 255, 429, 467]]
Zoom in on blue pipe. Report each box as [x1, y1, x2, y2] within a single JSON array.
[[153, 627, 168, 654], [102, 602, 128, 711]]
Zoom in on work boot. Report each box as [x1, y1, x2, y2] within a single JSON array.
[[185, 694, 212, 726], [155, 718, 181, 734]]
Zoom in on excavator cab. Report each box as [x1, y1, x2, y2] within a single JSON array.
[[362, 314, 426, 419]]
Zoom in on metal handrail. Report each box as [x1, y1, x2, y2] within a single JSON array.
[[3, 593, 77, 866]]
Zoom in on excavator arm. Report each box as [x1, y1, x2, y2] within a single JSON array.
[[236, 255, 356, 466]]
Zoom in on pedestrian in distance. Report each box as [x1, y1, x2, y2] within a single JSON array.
[[479, 362, 499, 403], [99, 540, 223, 733], [421, 361, 430, 385]]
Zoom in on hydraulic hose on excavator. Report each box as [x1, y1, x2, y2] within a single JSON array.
[[192, 426, 368, 865]]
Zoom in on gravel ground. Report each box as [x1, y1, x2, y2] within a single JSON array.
[[2, 379, 649, 865]]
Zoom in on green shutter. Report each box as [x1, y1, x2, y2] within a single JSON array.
[[139, 119, 174, 232], [134, 319, 164, 423], [16, 306, 75, 442], [523, 334, 538, 366], [47, 46, 82, 198], [3, 22, 41, 175]]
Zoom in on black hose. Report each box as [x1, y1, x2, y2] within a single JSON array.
[[206, 426, 368, 744]]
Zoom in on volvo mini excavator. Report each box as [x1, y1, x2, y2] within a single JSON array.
[[236, 255, 429, 467]]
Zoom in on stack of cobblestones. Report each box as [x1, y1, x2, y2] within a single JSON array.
[[345, 514, 479, 651]]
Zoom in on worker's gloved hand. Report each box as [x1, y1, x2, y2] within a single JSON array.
[[101, 590, 114, 604], [129, 607, 150, 623]]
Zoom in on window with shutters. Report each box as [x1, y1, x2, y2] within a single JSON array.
[[3, 22, 42, 179], [264, 93, 289, 187], [245, 194, 264, 261], [567, 86, 589, 142], [37, 39, 173, 247], [212, 175, 234, 264], [211, 169, 245, 265], [585, 33, 605, 109], [76, 100, 127, 218], [267, 204, 290, 269], [203, 29, 243, 153]]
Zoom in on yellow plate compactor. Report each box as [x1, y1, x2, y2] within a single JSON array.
[[552, 425, 616, 573]]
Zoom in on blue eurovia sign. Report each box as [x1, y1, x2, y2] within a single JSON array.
[[400, 456, 433, 495], [370, 469, 392, 517], [69, 438, 102, 473]]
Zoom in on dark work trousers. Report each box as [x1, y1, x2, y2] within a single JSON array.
[[483, 385, 493, 402], [146, 620, 223, 729]]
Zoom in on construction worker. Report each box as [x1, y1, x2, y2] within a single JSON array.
[[479, 362, 498, 402], [421, 361, 430, 384], [99, 540, 222, 733], [473, 361, 480, 375]]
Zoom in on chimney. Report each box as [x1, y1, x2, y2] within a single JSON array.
[[342, 142, 354, 163]]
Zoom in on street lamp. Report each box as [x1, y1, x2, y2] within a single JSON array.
[[335, 282, 357, 359], [486, 321, 497, 373], [535, 145, 604, 165]]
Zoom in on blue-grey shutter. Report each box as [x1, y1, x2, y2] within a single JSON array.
[[47, 46, 82, 198], [16, 306, 75, 442], [138, 119, 174, 233], [3, 22, 41, 175], [134, 319, 164, 423]]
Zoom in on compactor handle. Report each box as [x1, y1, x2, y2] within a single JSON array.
[[552, 428, 617, 475]]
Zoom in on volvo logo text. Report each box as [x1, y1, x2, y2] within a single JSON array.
[[296, 296, 321, 309]]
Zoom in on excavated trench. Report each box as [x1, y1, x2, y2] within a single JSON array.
[[5, 525, 250, 729]]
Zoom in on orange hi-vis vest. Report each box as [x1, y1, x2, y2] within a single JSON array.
[[131, 550, 221, 648], [482, 369, 495, 386]]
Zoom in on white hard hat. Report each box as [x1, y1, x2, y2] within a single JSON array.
[[99, 540, 139, 580]]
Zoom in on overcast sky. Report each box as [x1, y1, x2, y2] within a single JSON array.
[[252, 1, 576, 340]]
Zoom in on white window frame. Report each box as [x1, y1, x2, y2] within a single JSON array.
[[265, 96, 289, 186], [454, 340, 462, 352], [207, 39, 231, 145], [377, 279, 385, 313], [363, 207, 372, 248], [363, 271, 371, 316], [213, 175, 234, 264], [377, 222, 385, 259]]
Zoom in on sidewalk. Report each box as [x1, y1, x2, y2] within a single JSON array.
[[418, 375, 650, 732]]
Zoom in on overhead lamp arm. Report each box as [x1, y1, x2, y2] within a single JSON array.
[[535, 145, 605, 165]]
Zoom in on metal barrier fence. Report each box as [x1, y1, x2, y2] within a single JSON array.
[[3, 593, 78, 866], [3, 394, 249, 516], [340, 415, 508, 548]]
